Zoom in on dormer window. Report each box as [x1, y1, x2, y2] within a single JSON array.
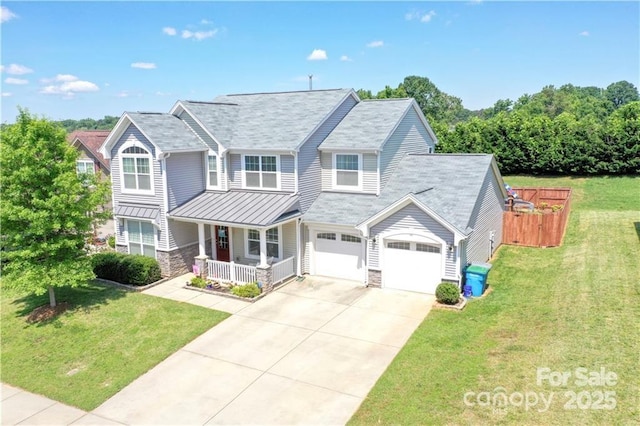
[[333, 153, 362, 190], [243, 155, 279, 189], [76, 160, 95, 175], [207, 153, 219, 188], [121, 145, 153, 194]]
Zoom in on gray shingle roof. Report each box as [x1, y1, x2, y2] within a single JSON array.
[[182, 89, 353, 150], [304, 154, 498, 233], [169, 191, 301, 227], [318, 99, 413, 151], [127, 112, 207, 153]]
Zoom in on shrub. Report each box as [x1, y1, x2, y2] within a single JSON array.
[[190, 276, 207, 288], [231, 282, 261, 298], [107, 235, 116, 248], [92, 252, 161, 286], [436, 282, 460, 305]]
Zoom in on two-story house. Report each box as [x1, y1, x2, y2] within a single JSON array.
[[100, 89, 506, 294]]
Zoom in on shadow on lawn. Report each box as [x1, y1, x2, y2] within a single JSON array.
[[10, 281, 127, 327], [635, 222, 640, 242]]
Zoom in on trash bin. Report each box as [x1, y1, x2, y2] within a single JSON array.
[[465, 264, 491, 297]]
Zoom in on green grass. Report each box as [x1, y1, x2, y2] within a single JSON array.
[[350, 175, 640, 425], [1, 282, 229, 411]]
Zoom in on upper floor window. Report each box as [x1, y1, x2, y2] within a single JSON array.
[[207, 154, 218, 188], [76, 160, 95, 175], [121, 146, 153, 194], [334, 153, 362, 190], [244, 155, 278, 189]]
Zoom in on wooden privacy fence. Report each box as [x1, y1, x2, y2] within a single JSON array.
[[502, 187, 572, 247]]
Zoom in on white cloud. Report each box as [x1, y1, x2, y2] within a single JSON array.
[[1, 6, 17, 23], [307, 49, 328, 61], [155, 91, 172, 96], [1, 63, 34, 75], [421, 11, 436, 22], [579, 30, 589, 37], [39, 74, 99, 97], [201, 19, 212, 25], [366, 40, 384, 48], [340, 55, 353, 62], [116, 91, 129, 98], [406, 10, 436, 23], [1, 92, 12, 97], [467, 0, 483, 5], [131, 62, 157, 69], [163, 26, 177, 36], [5, 77, 28, 85], [182, 29, 217, 41]]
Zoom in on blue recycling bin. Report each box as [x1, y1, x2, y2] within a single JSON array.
[[463, 285, 472, 298], [465, 265, 491, 297]]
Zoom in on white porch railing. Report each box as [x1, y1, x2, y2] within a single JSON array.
[[272, 256, 296, 285], [207, 260, 257, 284]]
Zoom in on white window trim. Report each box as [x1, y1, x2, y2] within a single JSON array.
[[118, 142, 155, 196], [76, 159, 95, 175], [332, 152, 363, 191], [206, 151, 220, 190], [244, 226, 283, 261], [241, 154, 281, 190], [124, 218, 157, 259]]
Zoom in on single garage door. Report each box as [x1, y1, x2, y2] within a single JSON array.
[[314, 231, 364, 281], [384, 240, 442, 294]]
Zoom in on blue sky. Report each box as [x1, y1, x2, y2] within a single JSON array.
[[1, 1, 638, 122]]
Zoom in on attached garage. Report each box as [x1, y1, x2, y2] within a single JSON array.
[[313, 231, 364, 281], [382, 237, 444, 294]]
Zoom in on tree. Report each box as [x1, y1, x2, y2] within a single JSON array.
[[605, 81, 639, 109], [0, 110, 111, 307]]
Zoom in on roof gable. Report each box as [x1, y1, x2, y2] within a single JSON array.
[[68, 130, 110, 169]]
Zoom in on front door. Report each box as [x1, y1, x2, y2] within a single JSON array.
[[215, 226, 230, 262]]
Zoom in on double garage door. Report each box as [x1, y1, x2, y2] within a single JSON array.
[[384, 240, 443, 294], [314, 231, 364, 281]]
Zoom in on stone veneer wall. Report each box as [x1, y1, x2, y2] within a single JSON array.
[[367, 269, 382, 288], [156, 242, 200, 277]]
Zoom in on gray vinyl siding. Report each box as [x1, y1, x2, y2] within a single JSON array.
[[280, 155, 295, 193], [298, 95, 357, 211], [363, 153, 378, 194], [465, 168, 504, 265], [178, 111, 217, 153], [229, 154, 242, 189], [369, 204, 457, 278], [166, 152, 205, 210], [380, 108, 434, 189], [368, 239, 379, 270], [282, 221, 297, 270], [303, 226, 310, 274], [320, 152, 332, 191], [110, 124, 167, 250], [168, 219, 198, 248]]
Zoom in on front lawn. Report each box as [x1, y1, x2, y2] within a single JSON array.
[[1, 282, 229, 411], [350, 175, 639, 424]]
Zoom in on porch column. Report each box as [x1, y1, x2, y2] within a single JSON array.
[[197, 223, 206, 257], [259, 228, 268, 267], [210, 225, 216, 260]]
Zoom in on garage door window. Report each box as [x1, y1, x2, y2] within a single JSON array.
[[317, 232, 336, 240], [341, 234, 361, 243], [387, 241, 410, 250], [416, 243, 441, 253]]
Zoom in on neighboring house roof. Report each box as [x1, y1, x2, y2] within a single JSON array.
[[68, 130, 111, 170], [100, 112, 207, 159], [318, 99, 414, 151], [169, 191, 301, 227], [305, 154, 502, 235], [177, 89, 355, 151]]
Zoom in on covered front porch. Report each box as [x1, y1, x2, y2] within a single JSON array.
[[169, 190, 302, 292]]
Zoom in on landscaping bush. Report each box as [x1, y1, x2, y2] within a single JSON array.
[[92, 252, 161, 286], [107, 235, 115, 248], [436, 282, 460, 305], [190, 276, 207, 288], [231, 282, 261, 298]]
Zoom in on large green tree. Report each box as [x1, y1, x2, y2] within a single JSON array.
[[0, 110, 111, 307]]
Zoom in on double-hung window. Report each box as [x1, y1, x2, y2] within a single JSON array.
[[121, 146, 152, 193], [245, 227, 280, 260], [76, 160, 95, 175], [127, 220, 156, 258], [207, 154, 218, 188], [244, 155, 278, 189], [334, 153, 361, 189]]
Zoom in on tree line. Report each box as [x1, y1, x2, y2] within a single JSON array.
[[358, 77, 639, 175], [56, 115, 119, 132]]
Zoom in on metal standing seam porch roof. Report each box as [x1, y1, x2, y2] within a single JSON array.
[[115, 203, 160, 224], [169, 191, 301, 227]]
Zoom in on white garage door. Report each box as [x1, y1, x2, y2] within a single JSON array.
[[314, 231, 364, 281], [384, 240, 442, 294]]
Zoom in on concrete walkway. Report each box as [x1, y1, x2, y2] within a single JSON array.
[[2, 275, 435, 425]]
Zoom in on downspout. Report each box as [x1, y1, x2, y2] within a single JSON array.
[[160, 153, 171, 250], [292, 151, 299, 194]]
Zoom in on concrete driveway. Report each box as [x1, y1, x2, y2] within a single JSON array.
[[88, 277, 434, 425]]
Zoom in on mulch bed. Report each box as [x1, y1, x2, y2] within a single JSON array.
[[27, 302, 71, 323]]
